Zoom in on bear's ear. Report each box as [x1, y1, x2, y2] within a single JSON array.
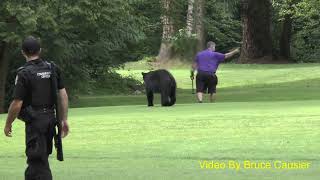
[[141, 72, 146, 77]]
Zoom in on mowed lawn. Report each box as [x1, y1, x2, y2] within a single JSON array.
[[74, 63, 320, 107], [0, 63, 320, 180]]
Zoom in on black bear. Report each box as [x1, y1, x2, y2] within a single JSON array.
[[142, 69, 176, 106]]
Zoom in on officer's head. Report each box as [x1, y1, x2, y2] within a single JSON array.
[[207, 41, 216, 51], [21, 36, 41, 58]]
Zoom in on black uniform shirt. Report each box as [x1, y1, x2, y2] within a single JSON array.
[[13, 59, 64, 107]]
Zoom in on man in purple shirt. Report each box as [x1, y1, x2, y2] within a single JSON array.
[[191, 41, 240, 103]]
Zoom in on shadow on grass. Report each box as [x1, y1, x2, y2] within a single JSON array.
[[71, 78, 320, 108]]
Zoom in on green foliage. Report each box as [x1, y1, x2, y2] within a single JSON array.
[[171, 29, 197, 60], [169, 0, 241, 59], [0, 2, 38, 43], [1, 0, 320, 112], [291, 0, 320, 62], [1, 0, 147, 107], [272, 0, 320, 62], [167, 0, 188, 32], [123, 56, 157, 71], [128, 0, 162, 57], [90, 71, 144, 95], [205, 0, 242, 52], [273, 0, 297, 18]]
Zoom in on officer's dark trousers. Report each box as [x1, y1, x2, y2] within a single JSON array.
[[25, 111, 55, 180]]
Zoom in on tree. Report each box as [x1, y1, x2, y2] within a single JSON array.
[[291, 0, 320, 62], [272, 0, 319, 62], [279, 14, 293, 59], [239, 0, 273, 63], [0, 0, 146, 112], [273, 0, 299, 59], [186, 0, 195, 36], [0, 1, 43, 113], [0, 42, 8, 113], [205, 0, 241, 52], [195, 0, 205, 51], [157, 0, 175, 61], [129, 0, 162, 57]]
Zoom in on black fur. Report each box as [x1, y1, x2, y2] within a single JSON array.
[[142, 69, 176, 107]]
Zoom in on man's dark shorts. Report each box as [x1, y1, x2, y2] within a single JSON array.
[[196, 71, 218, 94]]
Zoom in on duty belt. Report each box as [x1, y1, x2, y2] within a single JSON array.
[[32, 105, 54, 112]]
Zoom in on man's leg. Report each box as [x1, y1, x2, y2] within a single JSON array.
[[197, 92, 203, 103], [25, 122, 52, 180], [208, 74, 218, 103], [196, 73, 205, 103], [209, 93, 216, 102], [25, 156, 52, 180]]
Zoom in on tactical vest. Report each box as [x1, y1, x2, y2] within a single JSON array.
[[18, 60, 54, 108]]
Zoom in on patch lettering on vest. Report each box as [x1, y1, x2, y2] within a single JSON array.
[[37, 71, 51, 79]]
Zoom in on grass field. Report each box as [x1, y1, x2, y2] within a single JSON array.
[[73, 63, 320, 107], [1, 63, 320, 180]]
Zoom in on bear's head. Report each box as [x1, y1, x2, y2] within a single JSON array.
[[141, 72, 148, 81]]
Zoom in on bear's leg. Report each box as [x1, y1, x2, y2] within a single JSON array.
[[161, 91, 170, 106], [147, 90, 154, 106], [168, 86, 176, 106]]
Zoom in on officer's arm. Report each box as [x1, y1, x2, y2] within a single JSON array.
[[58, 88, 68, 122], [4, 100, 23, 137], [58, 88, 69, 138]]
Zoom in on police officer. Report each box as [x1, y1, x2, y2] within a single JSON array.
[[3, 36, 69, 180]]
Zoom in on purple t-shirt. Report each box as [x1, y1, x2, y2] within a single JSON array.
[[195, 50, 225, 73]]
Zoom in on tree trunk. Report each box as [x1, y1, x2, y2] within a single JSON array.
[[158, 42, 173, 62], [186, 0, 195, 36], [279, 15, 292, 59], [0, 41, 8, 113], [195, 0, 205, 51], [158, 0, 174, 61], [239, 0, 273, 63]]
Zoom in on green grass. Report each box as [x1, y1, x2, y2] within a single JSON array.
[[73, 63, 320, 107], [0, 63, 320, 179]]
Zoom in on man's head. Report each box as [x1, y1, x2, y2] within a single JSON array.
[[21, 36, 41, 58], [207, 41, 216, 51]]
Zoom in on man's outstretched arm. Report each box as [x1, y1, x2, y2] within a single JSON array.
[[58, 88, 69, 138], [4, 100, 23, 137], [225, 48, 240, 59]]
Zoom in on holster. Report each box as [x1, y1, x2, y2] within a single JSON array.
[[18, 106, 35, 123]]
